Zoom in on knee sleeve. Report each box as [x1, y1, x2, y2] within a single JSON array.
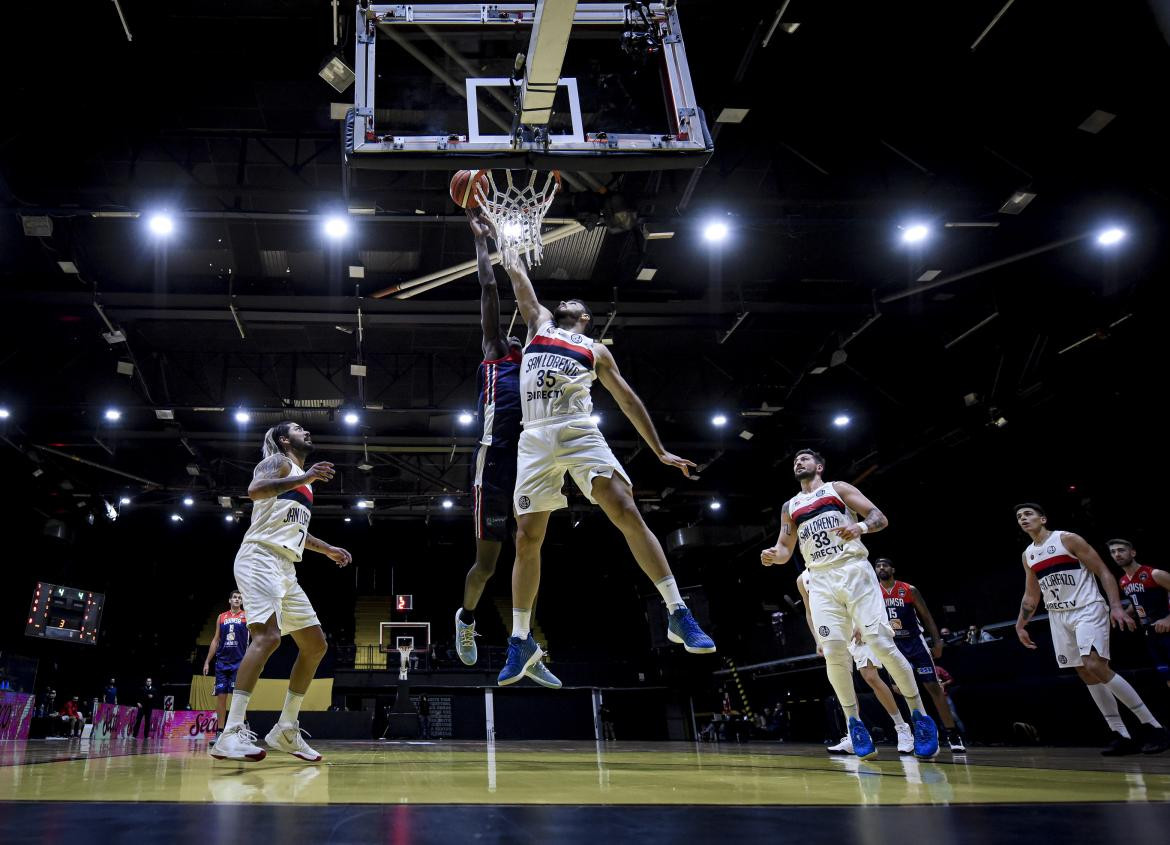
[[822, 640, 857, 708]]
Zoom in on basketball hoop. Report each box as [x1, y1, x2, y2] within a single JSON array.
[[398, 645, 413, 681], [474, 170, 562, 266]]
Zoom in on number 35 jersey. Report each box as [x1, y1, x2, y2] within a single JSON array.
[[521, 322, 597, 427], [787, 481, 869, 570], [242, 475, 313, 562]]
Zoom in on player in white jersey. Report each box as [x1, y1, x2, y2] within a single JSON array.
[[797, 571, 915, 754], [494, 248, 715, 686], [760, 448, 938, 758], [1014, 503, 1168, 755], [209, 421, 353, 763]]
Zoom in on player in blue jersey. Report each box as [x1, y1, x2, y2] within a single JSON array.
[[203, 589, 248, 746], [873, 559, 966, 752], [454, 211, 561, 689]]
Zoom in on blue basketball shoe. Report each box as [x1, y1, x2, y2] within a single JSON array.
[[911, 709, 939, 759], [849, 716, 877, 760], [666, 607, 716, 653], [498, 633, 543, 686]]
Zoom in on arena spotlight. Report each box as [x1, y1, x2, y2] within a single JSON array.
[[357, 499, 374, 509], [833, 415, 851, 428], [1096, 227, 1126, 246], [344, 517, 352, 523], [148, 213, 175, 236], [119, 496, 131, 505], [709, 500, 723, 511], [502, 221, 523, 239], [170, 513, 182, 523], [234, 410, 251, 424], [0, 408, 9, 419], [711, 413, 728, 427], [224, 514, 234, 523], [104, 408, 122, 422], [323, 216, 350, 240], [901, 224, 930, 244], [183, 496, 194, 506], [441, 498, 454, 510], [343, 411, 360, 425], [703, 221, 729, 242], [457, 411, 474, 426], [589, 414, 602, 425]]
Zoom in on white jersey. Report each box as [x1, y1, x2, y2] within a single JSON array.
[[787, 481, 869, 570], [242, 473, 313, 562], [521, 322, 596, 427], [1025, 530, 1103, 612]]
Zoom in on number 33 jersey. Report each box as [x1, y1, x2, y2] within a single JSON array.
[[242, 475, 313, 562], [787, 481, 869, 570]]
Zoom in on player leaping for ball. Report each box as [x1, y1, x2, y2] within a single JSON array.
[[494, 247, 715, 686]]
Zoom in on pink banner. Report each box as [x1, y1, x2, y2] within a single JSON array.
[[0, 692, 34, 740], [92, 703, 168, 740], [162, 709, 218, 739]]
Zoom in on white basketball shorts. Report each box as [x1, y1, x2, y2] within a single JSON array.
[[513, 416, 631, 515], [233, 541, 320, 636], [807, 557, 894, 644], [1048, 601, 1110, 668]]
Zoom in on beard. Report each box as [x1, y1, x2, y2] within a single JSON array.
[[794, 468, 816, 481]]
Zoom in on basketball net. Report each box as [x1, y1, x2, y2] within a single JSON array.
[[474, 170, 561, 266], [398, 645, 412, 681]]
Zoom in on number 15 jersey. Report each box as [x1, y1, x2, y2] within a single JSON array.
[[787, 481, 869, 570], [242, 471, 313, 562]]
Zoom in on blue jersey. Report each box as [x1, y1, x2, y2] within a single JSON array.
[[215, 610, 248, 667], [881, 581, 923, 640], [476, 348, 522, 449]]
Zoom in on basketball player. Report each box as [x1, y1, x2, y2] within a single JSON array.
[[209, 422, 352, 763], [454, 211, 561, 689], [495, 247, 715, 685], [760, 449, 938, 758], [1111, 539, 1170, 690], [873, 559, 967, 752], [202, 590, 248, 746], [797, 571, 914, 755], [1014, 504, 1169, 755]]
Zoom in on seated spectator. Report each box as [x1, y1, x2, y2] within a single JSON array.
[[59, 697, 85, 738], [966, 625, 999, 644]]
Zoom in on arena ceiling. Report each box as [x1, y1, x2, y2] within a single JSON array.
[[2, 0, 1167, 533]]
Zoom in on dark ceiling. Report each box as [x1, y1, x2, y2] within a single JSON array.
[[2, 0, 1167, 533]]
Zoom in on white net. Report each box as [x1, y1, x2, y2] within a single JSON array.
[[474, 170, 561, 265]]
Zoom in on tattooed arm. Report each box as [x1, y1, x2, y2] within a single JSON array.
[[246, 454, 335, 501], [1016, 555, 1043, 649], [761, 504, 799, 566], [1064, 532, 1135, 632], [833, 481, 888, 540], [305, 533, 352, 567]]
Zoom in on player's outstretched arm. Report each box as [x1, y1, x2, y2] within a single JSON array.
[[911, 585, 945, 657], [305, 533, 352, 568], [247, 455, 335, 501], [1064, 532, 1134, 631], [468, 210, 509, 360], [833, 482, 888, 540], [203, 624, 220, 675], [594, 344, 695, 476], [1015, 556, 1042, 649], [761, 506, 798, 566], [499, 246, 552, 334]]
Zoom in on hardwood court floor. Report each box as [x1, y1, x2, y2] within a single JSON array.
[[2, 738, 1169, 843]]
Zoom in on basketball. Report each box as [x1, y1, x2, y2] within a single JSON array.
[[450, 169, 489, 209]]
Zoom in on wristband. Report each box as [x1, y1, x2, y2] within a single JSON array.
[[858, 523, 869, 534]]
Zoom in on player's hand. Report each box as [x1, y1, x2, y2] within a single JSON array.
[[326, 545, 352, 568], [816, 644, 824, 657], [202, 664, 209, 676], [1111, 604, 1136, 631], [1154, 616, 1170, 634], [760, 546, 784, 566], [501, 246, 525, 275], [852, 629, 863, 645], [1016, 625, 1037, 649], [304, 461, 335, 484], [466, 208, 494, 241], [658, 451, 696, 477], [833, 522, 864, 541], [931, 642, 944, 659]]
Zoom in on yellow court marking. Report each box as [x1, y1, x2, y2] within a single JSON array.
[[2, 741, 1168, 806]]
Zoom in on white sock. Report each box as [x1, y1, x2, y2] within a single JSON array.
[[512, 608, 531, 639], [655, 575, 686, 612], [891, 712, 907, 727], [225, 690, 251, 730], [1105, 674, 1162, 727], [1087, 683, 1129, 736], [279, 690, 305, 725]]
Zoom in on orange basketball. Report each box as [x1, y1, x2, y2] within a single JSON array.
[[449, 169, 489, 209]]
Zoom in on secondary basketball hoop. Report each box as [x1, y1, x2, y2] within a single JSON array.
[[397, 642, 413, 681], [473, 169, 562, 266]]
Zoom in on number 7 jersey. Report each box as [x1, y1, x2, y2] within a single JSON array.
[[787, 481, 869, 569], [242, 477, 313, 561]]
